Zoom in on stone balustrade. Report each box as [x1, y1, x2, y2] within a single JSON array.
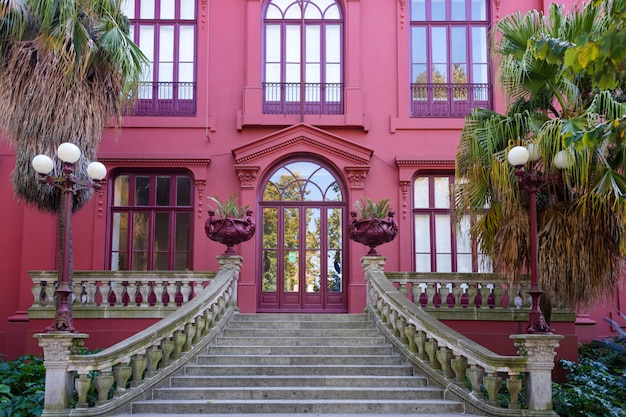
[[35, 256, 241, 417], [29, 270, 216, 319], [363, 257, 562, 416]]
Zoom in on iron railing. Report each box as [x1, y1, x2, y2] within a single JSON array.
[[130, 81, 196, 116], [262, 82, 344, 115], [411, 82, 491, 118]]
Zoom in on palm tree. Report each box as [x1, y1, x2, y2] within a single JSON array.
[[455, 1, 626, 311], [0, 0, 146, 211]]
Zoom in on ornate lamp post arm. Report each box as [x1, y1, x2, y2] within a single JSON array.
[[32, 143, 107, 333]]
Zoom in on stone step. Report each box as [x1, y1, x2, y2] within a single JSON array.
[[232, 313, 370, 322], [152, 386, 444, 401], [169, 375, 428, 388], [183, 364, 415, 376], [195, 354, 404, 366], [204, 345, 394, 356], [227, 319, 374, 329], [214, 336, 385, 346], [221, 328, 380, 337], [122, 414, 477, 417], [130, 399, 467, 415]]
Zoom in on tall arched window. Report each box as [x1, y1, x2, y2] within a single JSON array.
[[263, 0, 344, 115], [410, 0, 491, 117]]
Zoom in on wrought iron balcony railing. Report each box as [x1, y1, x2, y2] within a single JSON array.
[[263, 82, 344, 115], [130, 81, 196, 117], [411, 83, 491, 118]]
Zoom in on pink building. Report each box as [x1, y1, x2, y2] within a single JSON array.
[[0, 0, 623, 360]]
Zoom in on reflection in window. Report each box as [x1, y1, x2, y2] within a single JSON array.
[[110, 172, 193, 271], [263, 161, 342, 201]]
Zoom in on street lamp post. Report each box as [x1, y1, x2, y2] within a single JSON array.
[[507, 145, 570, 334], [32, 143, 107, 333]]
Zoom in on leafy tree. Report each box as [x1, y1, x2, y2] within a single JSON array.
[[455, 1, 626, 310]]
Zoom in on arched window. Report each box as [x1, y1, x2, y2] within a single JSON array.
[[122, 0, 197, 116], [263, 0, 344, 115], [109, 171, 193, 271], [410, 0, 491, 117]]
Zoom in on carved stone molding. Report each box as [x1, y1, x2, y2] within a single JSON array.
[[195, 180, 207, 219], [345, 166, 370, 189], [400, 180, 411, 219], [234, 165, 260, 188]]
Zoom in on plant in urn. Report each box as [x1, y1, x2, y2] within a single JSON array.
[[205, 194, 255, 255]]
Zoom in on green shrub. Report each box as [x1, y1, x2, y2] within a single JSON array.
[[0, 355, 45, 417]]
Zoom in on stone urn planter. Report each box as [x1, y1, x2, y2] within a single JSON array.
[[205, 195, 256, 255], [348, 198, 398, 256]]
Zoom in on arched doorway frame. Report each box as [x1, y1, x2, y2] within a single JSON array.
[[231, 123, 373, 314], [257, 155, 348, 312]]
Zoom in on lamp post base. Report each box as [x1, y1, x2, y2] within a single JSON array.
[[526, 288, 554, 333]]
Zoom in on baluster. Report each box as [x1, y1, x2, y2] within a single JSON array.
[[395, 316, 407, 342], [204, 311, 214, 331], [113, 362, 132, 396], [453, 283, 464, 307], [445, 283, 456, 307], [466, 364, 485, 399], [412, 284, 422, 306], [414, 331, 428, 360], [405, 325, 416, 352], [483, 372, 502, 406], [399, 283, 408, 298], [74, 372, 91, 408], [32, 282, 42, 306], [127, 282, 138, 306], [130, 354, 147, 388], [44, 283, 55, 306], [72, 281, 82, 306], [153, 281, 165, 306], [425, 283, 437, 307], [166, 281, 177, 307], [139, 281, 150, 307], [94, 371, 114, 406], [145, 346, 163, 378], [381, 304, 390, 324], [181, 282, 191, 303], [388, 309, 397, 332], [487, 284, 496, 308], [112, 281, 124, 306], [171, 329, 186, 360], [501, 284, 510, 308], [195, 316, 206, 340], [85, 281, 97, 306], [100, 281, 111, 305], [466, 283, 477, 308], [159, 337, 175, 368], [507, 373, 523, 409], [474, 283, 483, 308], [451, 355, 468, 385], [493, 283, 504, 308], [437, 347, 454, 378], [424, 338, 440, 370], [183, 323, 196, 351]]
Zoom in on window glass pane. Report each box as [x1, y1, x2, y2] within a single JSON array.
[[324, 3, 340, 19], [140, 0, 155, 19], [263, 208, 278, 248], [327, 249, 342, 291], [114, 175, 129, 206], [326, 64, 340, 84], [133, 213, 149, 250], [435, 214, 451, 252], [451, 0, 466, 20], [160, 0, 175, 19], [266, 25, 281, 62], [266, 3, 283, 19], [415, 254, 431, 272], [176, 176, 191, 206], [133, 252, 148, 271], [478, 254, 493, 273], [121, 0, 134, 19], [472, 63, 488, 85], [175, 213, 190, 251], [306, 208, 321, 249], [286, 25, 301, 62], [434, 177, 450, 208], [432, 0, 446, 20], [306, 25, 320, 62], [457, 254, 472, 272], [284, 208, 299, 248], [436, 254, 452, 272], [414, 215, 431, 252], [411, 0, 425, 20], [263, 250, 277, 291], [411, 26, 427, 64], [304, 2, 321, 19], [305, 64, 321, 85], [471, 0, 486, 20], [456, 214, 472, 252], [431, 27, 448, 82], [180, 0, 195, 19], [156, 176, 171, 206], [305, 250, 320, 292], [285, 1, 302, 19], [286, 64, 300, 84], [451, 27, 467, 64], [139, 26, 155, 61], [153, 252, 168, 270], [472, 26, 487, 63], [154, 213, 170, 250], [135, 176, 150, 206], [112, 212, 128, 251], [284, 250, 299, 292], [179, 26, 195, 61], [327, 208, 342, 248], [159, 26, 174, 61], [413, 177, 429, 208], [325, 25, 341, 62], [266, 63, 281, 83], [175, 253, 189, 270]]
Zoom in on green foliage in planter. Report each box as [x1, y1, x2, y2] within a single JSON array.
[[353, 198, 392, 220], [0, 355, 45, 417], [208, 194, 250, 218]]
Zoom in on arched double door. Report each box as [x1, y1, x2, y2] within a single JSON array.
[[258, 160, 348, 312]]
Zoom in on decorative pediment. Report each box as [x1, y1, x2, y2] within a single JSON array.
[[232, 123, 372, 166]]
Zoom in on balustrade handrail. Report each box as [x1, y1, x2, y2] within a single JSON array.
[[362, 257, 562, 415], [36, 256, 242, 416]]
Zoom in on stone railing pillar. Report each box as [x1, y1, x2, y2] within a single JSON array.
[[510, 334, 564, 411], [35, 333, 89, 414]]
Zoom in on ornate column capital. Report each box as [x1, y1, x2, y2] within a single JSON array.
[[234, 165, 260, 189], [345, 166, 370, 189]]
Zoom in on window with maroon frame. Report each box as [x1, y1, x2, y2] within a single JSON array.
[[410, 0, 491, 117], [110, 172, 193, 271], [413, 174, 491, 272], [263, 0, 344, 115], [122, 0, 196, 116]]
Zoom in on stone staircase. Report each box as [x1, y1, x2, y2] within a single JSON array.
[[122, 313, 481, 416]]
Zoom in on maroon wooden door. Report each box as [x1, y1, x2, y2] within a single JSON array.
[[258, 161, 347, 312]]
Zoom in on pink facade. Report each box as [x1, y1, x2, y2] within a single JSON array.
[[0, 0, 624, 360]]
